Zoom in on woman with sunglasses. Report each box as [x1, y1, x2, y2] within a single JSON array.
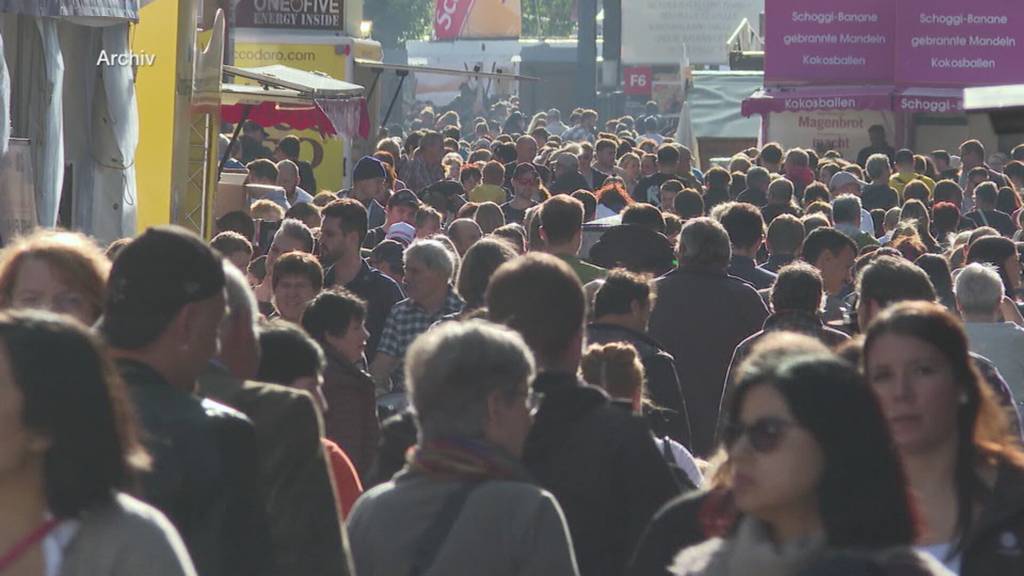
[[0, 310, 195, 575], [669, 352, 946, 576], [863, 301, 1024, 574]]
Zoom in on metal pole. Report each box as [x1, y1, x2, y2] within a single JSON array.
[[576, 0, 598, 109], [381, 70, 408, 129], [217, 104, 251, 179]]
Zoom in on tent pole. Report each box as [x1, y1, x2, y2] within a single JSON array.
[[217, 104, 251, 179], [381, 70, 408, 130]]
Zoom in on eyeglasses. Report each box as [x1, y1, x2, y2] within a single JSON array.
[[722, 417, 797, 454]]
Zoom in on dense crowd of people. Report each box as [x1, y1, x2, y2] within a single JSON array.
[[2, 100, 1024, 576]]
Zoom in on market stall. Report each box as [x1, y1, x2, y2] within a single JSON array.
[[742, 0, 1024, 161]]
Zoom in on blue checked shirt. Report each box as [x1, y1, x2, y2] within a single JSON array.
[[377, 288, 464, 391]]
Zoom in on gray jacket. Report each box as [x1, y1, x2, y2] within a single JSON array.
[[60, 493, 196, 576], [348, 470, 580, 576]]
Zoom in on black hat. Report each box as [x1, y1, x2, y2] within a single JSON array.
[[387, 188, 420, 210], [353, 156, 387, 182], [370, 239, 406, 272], [242, 119, 268, 137], [99, 226, 225, 349]]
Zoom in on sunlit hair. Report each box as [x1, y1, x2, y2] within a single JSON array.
[[0, 230, 110, 323]]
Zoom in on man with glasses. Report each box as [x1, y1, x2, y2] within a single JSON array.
[[502, 163, 541, 225]]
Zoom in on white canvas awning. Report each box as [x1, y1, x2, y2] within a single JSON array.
[[0, 0, 139, 22]]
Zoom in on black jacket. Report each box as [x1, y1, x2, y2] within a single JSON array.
[[962, 459, 1024, 575], [524, 372, 680, 576], [727, 255, 777, 290], [551, 170, 593, 195], [198, 363, 353, 576], [628, 490, 720, 576], [587, 323, 692, 447], [325, 259, 404, 363], [118, 360, 275, 576]]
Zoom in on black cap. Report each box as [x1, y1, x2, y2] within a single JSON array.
[[387, 188, 420, 209], [243, 120, 268, 137], [100, 226, 225, 348], [353, 156, 387, 182]]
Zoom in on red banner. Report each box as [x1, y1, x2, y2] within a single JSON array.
[[434, 0, 475, 40]]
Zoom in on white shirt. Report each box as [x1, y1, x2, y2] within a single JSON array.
[[916, 542, 961, 575], [43, 516, 81, 576]]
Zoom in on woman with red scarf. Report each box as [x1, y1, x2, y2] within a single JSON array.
[[346, 320, 580, 576]]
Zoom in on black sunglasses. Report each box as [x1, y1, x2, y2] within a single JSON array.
[[722, 417, 797, 454]]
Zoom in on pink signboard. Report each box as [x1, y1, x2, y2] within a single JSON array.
[[895, 0, 1024, 86], [765, 0, 896, 84], [894, 88, 964, 114], [742, 86, 894, 116]]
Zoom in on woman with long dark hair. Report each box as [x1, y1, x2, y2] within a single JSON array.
[[0, 311, 194, 575], [669, 353, 944, 575], [863, 301, 1024, 574]]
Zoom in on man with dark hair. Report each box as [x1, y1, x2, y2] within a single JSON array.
[[486, 253, 679, 576], [761, 214, 804, 273], [890, 148, 935, 197], [855, 256, 937, 332], [658, 180, 684, 213], [930, 149, 958, 181], [761, 177, 802, 224], [964, 181, 1016, 237], [100, 226, 277, 576], [726, 262, 849, 392], [321, 199, 404, 361], [801, 227, 858, 322], [540, 195, 608, 284], [274, 134, 317, 193], [587, 269, 691, 447], [633, 144, 681, 206], [448, 218, 484, 255], [1006, 160, 1024, 193], [649, 218, 769, 455], [713, 202, 776, 289], [673, 188, 704, 221], [216, 210, 256, 243], [757, 142, 784, 174], [272, 251, 324, 323], [211, 231, 254, 272], [363, 189, 421, 249], [593, 138, 619, 178], [572, 189, 598, 222], [856, 124, 896, 167], [737, 166, 771, 207], [247, 158, 279, 185], [241, 119, 273, 162], [621, 203, 666, 235], [199, 263, 352, 576], [960, 138, 1008, 192]]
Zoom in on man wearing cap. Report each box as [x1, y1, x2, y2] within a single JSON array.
[[363, 189, 420, 249], [320, 199, 404, 363], [830, 171, 879, 235], [342, 156, 389, 229], [889, 148, 936, 197], [241, 119, 273, 162], [100, 226, 278, 576], [399, 130, 446, 194]]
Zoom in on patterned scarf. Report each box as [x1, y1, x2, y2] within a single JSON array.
[[407, 437, 530, 482]]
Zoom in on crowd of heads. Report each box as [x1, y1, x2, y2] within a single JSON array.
[[3, 103, 1024, 576]]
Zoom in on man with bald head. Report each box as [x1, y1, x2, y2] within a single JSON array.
[[447, 218, 483, 256], [277, 160, 314, 206]]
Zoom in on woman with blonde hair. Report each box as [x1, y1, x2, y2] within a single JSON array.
[[0, 230, 110, 325]]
